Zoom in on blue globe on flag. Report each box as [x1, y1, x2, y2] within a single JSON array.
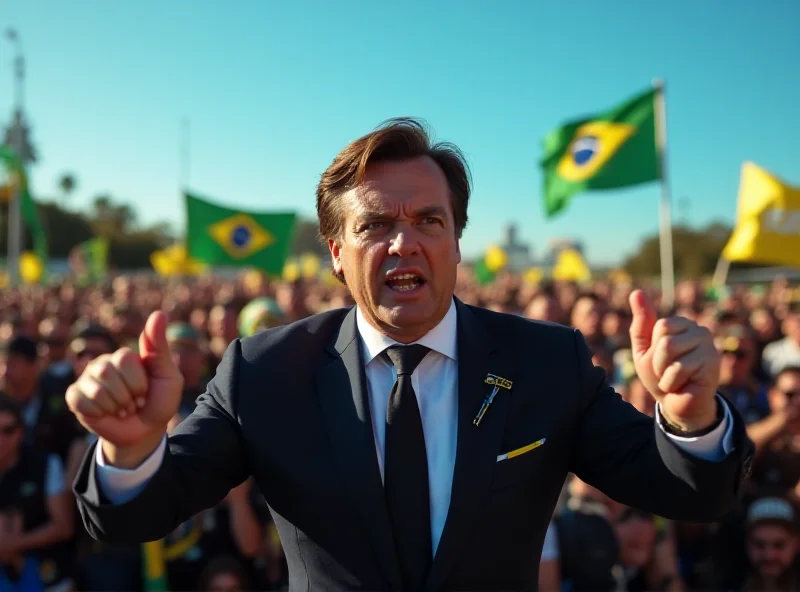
[[232, 225, 252, 248], [571, 136, 599, 166]]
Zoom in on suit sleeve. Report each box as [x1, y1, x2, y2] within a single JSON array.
[[73, 339, 250, 543], [568, 330, 754, 522]]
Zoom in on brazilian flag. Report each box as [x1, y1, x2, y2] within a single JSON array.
[[540, 87, 661, 218], [185, 192, 296, 275]]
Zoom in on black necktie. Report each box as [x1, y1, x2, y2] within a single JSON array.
[[384, 344, 432, 590]]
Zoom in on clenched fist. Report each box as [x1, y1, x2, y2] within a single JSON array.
[[628, 289, 721, 432], [66, 311, 183, 467]]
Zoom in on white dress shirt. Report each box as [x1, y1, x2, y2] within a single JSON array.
[[96, 297, 734, 556]]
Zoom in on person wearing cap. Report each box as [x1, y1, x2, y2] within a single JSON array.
[[741, 496, 800, 591], [750, 367, 800, 496], [715, 324, 771, 426], [237, 297, 285, 338], [69, 324, 118, 380]]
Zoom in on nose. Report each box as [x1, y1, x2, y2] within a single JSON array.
[[387, 227, 420, 258]]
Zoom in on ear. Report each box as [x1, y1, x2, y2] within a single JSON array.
[[455, 240, 462, 265], [328, 238, 343, 276]]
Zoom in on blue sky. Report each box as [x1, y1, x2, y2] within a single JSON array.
[[2, 0, 798, 265]]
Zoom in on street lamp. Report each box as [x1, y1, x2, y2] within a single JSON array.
[[5, 28, 24, 286]]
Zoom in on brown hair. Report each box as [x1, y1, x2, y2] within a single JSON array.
[[316, 117, 471, 244]]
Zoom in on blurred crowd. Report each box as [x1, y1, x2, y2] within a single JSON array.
[[0, 267, 799, 591]]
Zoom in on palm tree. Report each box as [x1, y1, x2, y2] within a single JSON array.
[[58, 173, 76, 207]]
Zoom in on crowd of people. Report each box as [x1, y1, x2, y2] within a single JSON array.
[[0, 266, 799, 591]]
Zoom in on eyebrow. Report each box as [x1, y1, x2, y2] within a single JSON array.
[[356, 206, 448, 221]]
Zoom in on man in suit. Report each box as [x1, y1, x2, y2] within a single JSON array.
[[68, 118, 754, 591]]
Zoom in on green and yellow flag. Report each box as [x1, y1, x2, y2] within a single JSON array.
[[540, 87, 661, 217], [185, 192, 296, 275], [141, 540, 168, 592], [69, 237, 109, 284], [0, 146, 48, 279], [473, 244, 508, 285]]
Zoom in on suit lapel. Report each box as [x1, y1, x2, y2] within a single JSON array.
[[425, 301, 513, 591], [315, 308, 403, 590]]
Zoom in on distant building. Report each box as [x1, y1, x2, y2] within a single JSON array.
[[500, 224, 533, 271]]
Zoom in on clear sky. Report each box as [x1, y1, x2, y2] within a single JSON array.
[[2, 0, 798, 265]]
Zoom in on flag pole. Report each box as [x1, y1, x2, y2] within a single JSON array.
[[6, 30, 25, 287], [653, 79, 676, 311], [711, 255, 730, 287]]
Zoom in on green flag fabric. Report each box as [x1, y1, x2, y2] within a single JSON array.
[[69, 237, 109, 284], [473, 259, 496, 285], [185, 192, 296, 275], [540, 87, 662, 218], [0, 146, 48, 272]]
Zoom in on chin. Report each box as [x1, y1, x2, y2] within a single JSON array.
[[379, 302, 435, 328]]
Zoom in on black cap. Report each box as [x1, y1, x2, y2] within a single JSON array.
[[1, 336, 39, 362], [71, 323, 117, 353]]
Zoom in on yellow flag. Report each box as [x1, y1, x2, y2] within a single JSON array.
[[552, 248, 591, 282], [150, 244, 206, 276], [20, 251, 44, 284], [722, 162, 800, 267], [484, 244, 508, 273]]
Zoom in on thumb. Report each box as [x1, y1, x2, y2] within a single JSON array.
[[139, 311, 179, 378], [629, 289, 657, 358]]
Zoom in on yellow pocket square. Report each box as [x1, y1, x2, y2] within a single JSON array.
[[496, 438, 546, 462]]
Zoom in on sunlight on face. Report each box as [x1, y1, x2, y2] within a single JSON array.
[[330, 157, 461, 342]]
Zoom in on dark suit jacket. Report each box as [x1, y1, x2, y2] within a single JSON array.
[[74, 300, 754, 591]]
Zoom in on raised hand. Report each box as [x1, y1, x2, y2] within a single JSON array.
[[628, 289, 721, 431], [66, 311, 184, 466]]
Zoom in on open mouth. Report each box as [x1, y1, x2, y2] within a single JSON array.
[[385, 273, 426, 293]]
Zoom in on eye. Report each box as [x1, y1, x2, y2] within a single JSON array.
[[358, 221, 386, 232], [421, 217, 443, 226]]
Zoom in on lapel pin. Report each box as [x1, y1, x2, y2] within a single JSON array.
[[473, 374, 513, 426]]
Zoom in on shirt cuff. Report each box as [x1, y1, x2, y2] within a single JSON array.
[[655, 395, 733, 462], [95, 435, 167, 504]]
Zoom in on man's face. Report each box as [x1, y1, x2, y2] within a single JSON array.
[[717, 335, 756, 386], [169, 339, 205, 386], [210, 306, 239, 343], [329, 157, 461, 342], [770, 371, 800, 426], [747, 523, 798, 579], [613, 507, 657, 569], [2, 354, 38, 398], [571, 297, 602, 339], [525, 294, 560, 323]]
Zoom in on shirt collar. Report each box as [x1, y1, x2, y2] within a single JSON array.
[[355, 298, 458, 365]]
